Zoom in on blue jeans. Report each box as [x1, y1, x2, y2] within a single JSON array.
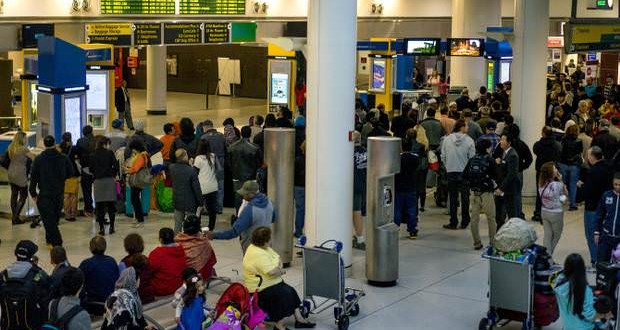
[[394, 191, 418, 234], [217, 178, 224, 212], [584, 210, 598, 265], [558, 163, 579, 208], [294, 186, 305, 238]]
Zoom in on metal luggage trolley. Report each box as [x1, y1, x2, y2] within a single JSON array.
[[297, 239, 365, 330], [479, 248, 536, 330]]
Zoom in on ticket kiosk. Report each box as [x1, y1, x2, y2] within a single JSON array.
[[36, 37, 87, 144], [80, 44, 115, 134], [267, 43, 297, 113], [20, 49, 39, 132], [485, 39, 512, 91]]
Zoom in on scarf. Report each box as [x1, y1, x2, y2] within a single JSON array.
[[175, 233, 214, 272], [105, 267, 143, 327]]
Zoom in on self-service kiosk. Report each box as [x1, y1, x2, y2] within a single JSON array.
[[485, 38, 512, 91], [267, 43, 297, 113], [80, 44, 115, 134], [36, 37, 87, 144], [21, 49, 39, 132]]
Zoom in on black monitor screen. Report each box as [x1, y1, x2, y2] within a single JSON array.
[[22, 24, 55, 49]]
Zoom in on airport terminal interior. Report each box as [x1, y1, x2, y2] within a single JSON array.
[[0, 0, 620, 329]]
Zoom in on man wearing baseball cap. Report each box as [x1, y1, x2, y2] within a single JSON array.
[[207, 180, 275, 253], [0, 240, 51, 330]]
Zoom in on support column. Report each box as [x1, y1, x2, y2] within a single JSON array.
[[305, 0, 356, 267], [512, 0, 549, 197], [146, 45, 167, 115], [450, 0, 501, 92]]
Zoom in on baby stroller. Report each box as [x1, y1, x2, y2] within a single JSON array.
[[207, 282, 266, 330]]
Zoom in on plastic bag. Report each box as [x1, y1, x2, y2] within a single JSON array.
[[493, 218, 538, 252]]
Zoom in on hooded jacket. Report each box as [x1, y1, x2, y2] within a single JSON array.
[[212, 193, 275, 253], [4, 260, 51, 318], [29, 148, 73, 198], [553, 274, 595, 330], [596, 190, 620, 237], [440, 132, 475, 173], [533, 136, 562, 171]]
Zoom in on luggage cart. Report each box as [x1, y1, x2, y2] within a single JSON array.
[[479, 248, 536, 330], [297, 239, 365, 330]]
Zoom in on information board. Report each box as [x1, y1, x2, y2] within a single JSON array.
[[134, 23, 162, 45], [204, 23, 230, 43], [565, 23, 620, 52], [179, 0, 246, 15], [86, 23, 132, 46], [86, 72, 109, 111], [164, 23, 203, 45], [101, 0, 175, 14]]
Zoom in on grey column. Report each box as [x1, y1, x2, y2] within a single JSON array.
[[265, 127, 296, 267]]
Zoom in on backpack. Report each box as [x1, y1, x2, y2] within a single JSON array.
[[0, 269, 43, 330], [466, 155, 494, 192], [41, 299, 84, 330]]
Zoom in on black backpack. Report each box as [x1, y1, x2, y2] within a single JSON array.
[[0, 269, 43, 330], [41, 299, 84, 330], [466, 155, 494, 192]]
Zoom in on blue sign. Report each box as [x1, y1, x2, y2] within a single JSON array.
[[587, 52, 597, 61], [85, 48, 112, 62]]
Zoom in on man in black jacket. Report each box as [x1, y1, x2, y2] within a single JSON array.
[[29, 136, 73, 247], [114, 80, 134, 130], [390, 104, 415, 143], [395, 150, 420, 239], [578, 146, 613, 266], [592, 119, 618, 161], [532, 126, 562, 222], [76, 126, 95, 217], [494, 133, 520, 228], [228, 126, 263, 211]]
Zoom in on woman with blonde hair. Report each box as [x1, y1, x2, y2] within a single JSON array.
[[7, 131, 34, 225]]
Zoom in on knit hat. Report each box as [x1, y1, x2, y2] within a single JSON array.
[[112, 119, 123, 129], [135, 120, 145, 132], [294, 116, 306, 127]]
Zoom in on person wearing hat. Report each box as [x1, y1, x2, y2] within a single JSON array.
[[592, 119, 618, 161], [0, 240, 51, 329], [123, 120, 164, 160], [29, 136, 74, 247], [207, 180, 275, 253], [107, 119, 127, 153], [477, 121, 500, 152], [114, 80, 134, 130]]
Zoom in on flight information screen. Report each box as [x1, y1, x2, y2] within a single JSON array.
[[100, 0, 175, 14], [179, 0, 246, 15]]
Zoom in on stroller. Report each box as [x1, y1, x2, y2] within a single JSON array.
[[207, 282, 266, 330]]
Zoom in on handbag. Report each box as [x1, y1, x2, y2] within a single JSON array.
[[128, 154, 153, 188], [0, 151, 10, 169], [428, 150, 440, 171]]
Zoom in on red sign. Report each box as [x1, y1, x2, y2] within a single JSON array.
[[127, 56, 139, 68], [547, 36, 564, 48]]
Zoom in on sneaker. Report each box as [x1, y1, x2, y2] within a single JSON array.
[[443, 224, 458, 230], [420, 207, 425, 213], [12, 219, 25, 225], [531, 214, 542, 222], [408, 232, 418, 240], [132, 221, 144, 228], [98, 229, 105, 236], [353, 241, 366, 250], [296, 251, 303, 257], [65, 218, 76, 222], [569, 206, 578, 211], [474, 243, 484, 250], [459, 223, 470, 229]]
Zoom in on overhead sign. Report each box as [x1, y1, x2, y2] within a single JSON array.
[[547, 36, 564, 48], [204, 23, 230, 44], [179, 0, 246, 15], [565, 23, 620, 52], [133, 23, 162, 46], [85, 23, 132, 46], [101, 0, 175, 14], [163, 23, 203, 45]]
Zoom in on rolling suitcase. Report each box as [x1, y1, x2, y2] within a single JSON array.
[[125, 185, 151, 217], [596, 262, 620, 296]]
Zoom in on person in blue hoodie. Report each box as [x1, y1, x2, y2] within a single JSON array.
[[207, 180, 275, 254], [553, 254, 595, 330], [595, 173, 620, 263]]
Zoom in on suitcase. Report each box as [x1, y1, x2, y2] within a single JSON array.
[[596, 262, 620, 296], [533, 292, 559, 326], [125, 185, 151, 217]]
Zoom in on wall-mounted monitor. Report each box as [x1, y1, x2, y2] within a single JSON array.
[[21, 24, 54, 49], [270, 73, 289, 105], [86, 71, 109, 111], [404, 38, 440, 56], [448, 38, 485, 57], [370, 58, 387, 93]]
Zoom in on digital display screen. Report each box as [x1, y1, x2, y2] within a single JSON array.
[[179, 0, 246, 15], [404, 38, 440, 55], [371, 58, 386, 92], [64, 97, 82, 142], [29, 82, 38, 126], [22, 24, 54, 49], [270, 73, 289, 105], [86, 72, 109, 111], [500, 62, 511, 84], [448, 38, 485, 57], [101, 0, 175, 14]]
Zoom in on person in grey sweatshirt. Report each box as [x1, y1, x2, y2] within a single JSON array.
[[49, 267, 92, 330], [441, 119, 475, 230]]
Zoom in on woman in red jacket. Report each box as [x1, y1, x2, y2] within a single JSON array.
[[148, 227, 188, 296]]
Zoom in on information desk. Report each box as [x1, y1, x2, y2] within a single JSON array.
[[101, 0, 175, 14], [179, 0, 246, 15]]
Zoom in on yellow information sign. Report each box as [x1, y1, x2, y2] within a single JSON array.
[[86, 23, 133, 36], [566, 23, 620, 52]]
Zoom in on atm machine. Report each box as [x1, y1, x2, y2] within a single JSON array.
[[80, 44, 115, 134], [485, 38, 513, 91], [36, 37, 87, 143], [267, 43, 297, 113]]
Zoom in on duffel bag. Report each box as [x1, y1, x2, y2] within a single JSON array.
[[493, 218, 537, 252], [533, 292, 559, 326]]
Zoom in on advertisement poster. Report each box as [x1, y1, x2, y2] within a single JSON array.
[[86, 72, 108, 110], [372, 59, 386, 92], [449, 39, 484, 56], [406, 39, 438, 55], [271, 73, 289, 104], [64, 97, 82, 141]]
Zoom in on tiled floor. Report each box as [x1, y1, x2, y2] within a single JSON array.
[[4, 91, 589, 329]]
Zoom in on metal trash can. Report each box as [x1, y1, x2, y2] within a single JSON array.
[[265, 128, 296, 267], [365, 137, 401, 286]]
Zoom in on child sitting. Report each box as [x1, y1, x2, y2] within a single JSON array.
[[176, 274, 211, 330], [172, 267, 198, 309], [594, 295, 615, 330]]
